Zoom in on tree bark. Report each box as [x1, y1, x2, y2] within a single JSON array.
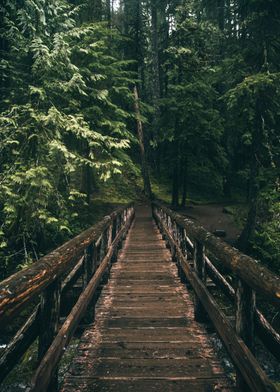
[[237, 158, 259, 252], [217, 0, 225, 30], [106, 0, 111, 26], [181, 154, 188, 207], [133, 86, 152, 199], [172, 136, 180, 208], [151, 1, 161, 116], [237, 100, 261, 252]]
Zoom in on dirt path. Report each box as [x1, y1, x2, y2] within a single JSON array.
[[178, 203, 241, 245]]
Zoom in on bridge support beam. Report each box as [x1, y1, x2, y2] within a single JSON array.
[[236, 279, 256, 391], [82, 243, 96, 325], [38, 279, 61, 392], [194, 240, 208, 323]]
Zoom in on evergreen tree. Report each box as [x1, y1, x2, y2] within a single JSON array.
[[0, 0, 136, 276]]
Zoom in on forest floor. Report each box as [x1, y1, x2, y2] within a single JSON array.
[[174, 202, 243, 245]]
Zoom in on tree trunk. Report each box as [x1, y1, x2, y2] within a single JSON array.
[[237, 157, 259, 252], [158, 2, 169, 98], [106, 0, 111, 26], [172, 136, 180, 208], [123, 0, 145, 94], [217, 0, 225, 30], [81, 146, 94, 205], [237, 101, 262, 252], [151, 1, 161, 116], [181, 155, 188, 208], [223, 166, 232, 199], [133, 86, 152, 199], [87, 0, 103, 21]]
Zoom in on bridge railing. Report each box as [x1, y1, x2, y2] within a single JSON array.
[[0, 203, 134, 392], [152, 201, 280, 392]]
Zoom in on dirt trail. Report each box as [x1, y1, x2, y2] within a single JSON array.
[[179, 203, 241, 245]]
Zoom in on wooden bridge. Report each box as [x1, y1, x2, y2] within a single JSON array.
[[0, 202, 280, 391]]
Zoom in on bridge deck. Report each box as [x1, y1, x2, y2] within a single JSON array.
[[61, 206, 234, 392]]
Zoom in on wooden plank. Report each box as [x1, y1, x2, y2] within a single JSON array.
[[61, 378, 233, 392], [68, 357, 226, 378], [76, 343, 214, 359], [104, 317, 189, 328]]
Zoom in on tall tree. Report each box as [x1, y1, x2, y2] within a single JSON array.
[[133, 86, 152, 199], [0, 1, 136, 275]]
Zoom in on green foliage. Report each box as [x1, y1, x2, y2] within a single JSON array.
[[159, 11, 226, 196], [253, 194, 280, 274], [1, 0, 280, 278], [0, 1, 136, 277], [224, 72, 280, 166]]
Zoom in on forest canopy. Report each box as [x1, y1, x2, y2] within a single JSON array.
[[0, 0, 280, 277]]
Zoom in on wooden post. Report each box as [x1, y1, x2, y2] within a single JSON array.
[[96, 232, 109, 298], [236, 279, 256, 391], [91, 243, 99, 322], [194, 240, 207, 322], [178, 227, 187, 283], [83, 244, 94, 289], [111, 219, 118, 263], [168, 217, 176, 259], [38, 279, 61, 391], [116, 215, 123, 250], [103, 225, 113, 283], [82, 244, 95, 325]]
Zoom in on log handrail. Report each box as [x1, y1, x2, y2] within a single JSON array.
[[0, 203, 133, 323], [0, 203, 135, 390], [152, 201, 279, 392], [152, 201, 280, 305]]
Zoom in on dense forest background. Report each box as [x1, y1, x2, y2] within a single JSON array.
[[1, 0, 280, 279]]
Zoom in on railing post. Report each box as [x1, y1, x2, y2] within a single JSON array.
[[177, 226, 186, 283], [116, 214, 122, 249], [82, 243, 95, 324], [118, 210, 126, 249], [111, 217, 119, 264], [38, 279, 61, 391], [160, 210, 168, 243], [83, 243, 94, 289], [103, 224, 113, 284], [235, 279, 256, 391], [168, 217, 176, 260], [194, 240, 207, 323]]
